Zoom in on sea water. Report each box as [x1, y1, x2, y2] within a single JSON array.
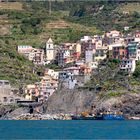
[[0, 120, 140, 139]]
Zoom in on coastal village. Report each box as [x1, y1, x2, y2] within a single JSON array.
[[0, 29, 140, 119], [0, 1, 140, 139], [17, 30, 140, 101]]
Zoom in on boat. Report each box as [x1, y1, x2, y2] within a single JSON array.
[[71, 111, 125, 120], [95, 111, 125, 120], [71, 110, 96, 120], [71, 115, 95, 120]]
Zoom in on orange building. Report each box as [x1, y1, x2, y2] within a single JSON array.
[[112, 46, 127, 60]]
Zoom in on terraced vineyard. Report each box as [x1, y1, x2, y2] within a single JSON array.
[[0, 1, 139, 86]]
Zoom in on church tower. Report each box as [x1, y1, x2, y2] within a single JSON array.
[[46, 38, 54, 64]]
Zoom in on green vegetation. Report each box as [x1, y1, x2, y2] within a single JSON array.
[[107, 92, 125, 97], [65, 1, 140, 32], [85, 58, 140, 98], [117, 3, 140, 13], [133, 61, 140, 78], [45, 64, 62, 71], [1, 1, 139, 44], [0, 39, 43, 87], [0, 1, 140, 87]]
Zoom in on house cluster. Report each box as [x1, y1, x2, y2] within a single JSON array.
[[17, 38, 55, 65], [0, 80, 24, 104], [17, 30, 140, 101], [106, 30, 140, 73], [54, 30, 140, 74], [25, 68, 59, 102]]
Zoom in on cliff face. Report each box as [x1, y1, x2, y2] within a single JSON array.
[[44, 89, 97, 114], [44, 89, 140, 117], [0, 89, 139, 119], [94, 93, 140, 117]]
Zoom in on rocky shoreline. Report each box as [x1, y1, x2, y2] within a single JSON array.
[[0, 89, 140, 120], [2, 113, 140, 120], [12, 113, 72, 120]]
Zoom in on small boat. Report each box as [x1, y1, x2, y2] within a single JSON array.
[[95, 111, 125, 120], [71, 115, 95, 120], [103, 114, 124, 120], [128, 116, 140, 120], [71, 111, 125, 120], [71, 110, 96, 120]]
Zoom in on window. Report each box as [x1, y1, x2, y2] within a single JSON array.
[[0, 82, 3, 86], [4, 82, 9, 85]]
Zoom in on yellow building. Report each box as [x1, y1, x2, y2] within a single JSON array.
[[75, 43, 81, 54], [94, 49, 107, 62], [25, 94, 32, 100]]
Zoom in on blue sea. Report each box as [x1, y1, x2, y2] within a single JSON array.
[[0, 120, 140, 139]]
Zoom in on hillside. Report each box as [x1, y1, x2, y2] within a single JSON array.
[[0, 1, 139, 44], [0, 0, 140, 86], [0, 39, 43, 86], [117, 2, 140, 13], [0, 2, 23, 10]]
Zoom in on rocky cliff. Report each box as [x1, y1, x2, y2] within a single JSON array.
[[44, 88, 140, 117], [0, 89, 140, 119]]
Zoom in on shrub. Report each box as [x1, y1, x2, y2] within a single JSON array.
[[133, 61, 140, 77]]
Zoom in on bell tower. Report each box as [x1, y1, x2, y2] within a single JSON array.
[[46, 38, 54, 64]]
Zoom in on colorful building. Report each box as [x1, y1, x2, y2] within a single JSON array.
[[112, 45, 127, 60], [29, 49, 44, 65], [94, 49, 107, 61], [127, 42, 140, 60]]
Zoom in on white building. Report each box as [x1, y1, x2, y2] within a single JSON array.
[[85, 50, 93, 63], [75, 60, 85, 66], [58, 72, 77, 89], [108, 43, 124, 51], [64, 67, 80, 75], [87, 61, 98, 69], [120, 59, 136, 73], [124, 26, 130, 31], [17, 45, 33, 53], [17, 45, 33, 57], [80, 36, 92, 42], [45, 69, 59, 80], [63, 50, 70, 58], [46, 38, 55, 64], [136, 48, 140, 61], [0, 80, 11, 95], [106, 30, 121, 38]]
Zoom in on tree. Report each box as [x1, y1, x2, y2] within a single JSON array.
[[133, 61, 140, 78], [132, 11, 140, 18]]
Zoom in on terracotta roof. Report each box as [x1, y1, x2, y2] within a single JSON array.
[[64, 67, 80, 70]]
